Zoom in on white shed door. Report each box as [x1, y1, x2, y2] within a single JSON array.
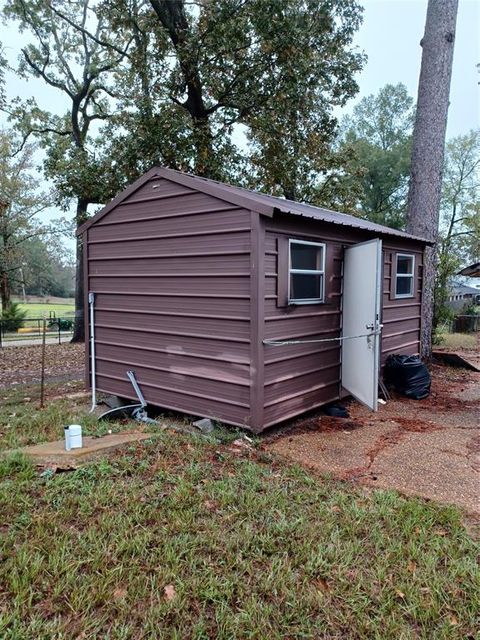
[[341, 239, 382, 411]]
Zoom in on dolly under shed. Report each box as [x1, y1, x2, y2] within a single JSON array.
[[78, 167, 429, 433]]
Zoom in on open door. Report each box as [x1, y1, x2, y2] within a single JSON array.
[[341, 239, 382, 410]]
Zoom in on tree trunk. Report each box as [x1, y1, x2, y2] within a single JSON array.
[[0, 270, 10, 311], [0, 201, 10, 311], [193, 116, 216, 178], [406, 0, 458, 358], [71, 198, 89, 343]]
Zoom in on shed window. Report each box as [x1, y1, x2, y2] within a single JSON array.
[[395, 254, 415, 298], [288, 240, 325, 304]]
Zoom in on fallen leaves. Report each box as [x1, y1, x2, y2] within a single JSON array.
[[204, 499, 218, 511], [164, 584, 176, 601], [0, 343, 84, 388], [314, 577, 330, 594], [449, 614, 459, 626], [113, 587, 127, 600]]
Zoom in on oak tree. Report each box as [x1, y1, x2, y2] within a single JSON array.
[[339, 83, 415, 228], [0, 130, 54, 311], [435, 129, 480, 326], [3, 0, 131, 340]]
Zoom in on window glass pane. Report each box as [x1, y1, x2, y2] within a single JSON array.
[[290, 273, 322, 300], [396, 276, 413, 296], [291, 243, 322, 270], [397, 255, 413, 274]]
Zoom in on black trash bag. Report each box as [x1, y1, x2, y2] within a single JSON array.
[[384, 354, 431, 400], [324, 403, 350, 418]]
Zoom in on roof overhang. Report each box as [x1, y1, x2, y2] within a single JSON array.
[[457, 262, 480, 277], [76, 166, 431, 246]]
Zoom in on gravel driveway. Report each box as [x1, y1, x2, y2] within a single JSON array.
[[264, 363, 480, 515]]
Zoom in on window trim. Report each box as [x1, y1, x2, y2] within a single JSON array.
[[395, 253, 415, 299], [288, 239, 326, 305]]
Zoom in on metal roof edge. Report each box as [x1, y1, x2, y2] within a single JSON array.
[[157, 167, 275, 216], [270, 205, 433, 245], [76, 166, 431, 246]]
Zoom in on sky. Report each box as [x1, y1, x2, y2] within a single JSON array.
[[0, 0, 479, 251], [353, 0, 479, 138]]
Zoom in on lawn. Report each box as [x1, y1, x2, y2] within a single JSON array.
[[0, 389, 478, 639], [16, 302, 75, 319]]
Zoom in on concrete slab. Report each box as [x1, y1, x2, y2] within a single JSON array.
[[5, 432, 152, 467], [367, 427, 480, 513], [264, 363, 480, 514]]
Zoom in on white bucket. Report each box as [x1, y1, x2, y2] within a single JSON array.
[[64, 424, 83, 451]]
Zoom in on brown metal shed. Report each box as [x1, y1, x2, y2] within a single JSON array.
[[78, 167, 429, 432]]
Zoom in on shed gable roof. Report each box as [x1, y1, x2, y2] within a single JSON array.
[[77, 166, 430, 244]]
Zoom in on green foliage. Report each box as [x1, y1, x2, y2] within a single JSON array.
[[438, 129, 480, 265], [338, 83, 415, 227], [1, 301, 27, 332], [47, 317, 74, 331], [433, 249, 461, 330], [242, 0, 365, 203], [461, 302, 479, 317], [4, 0, 366, 210], [15, 236, 75, 299], [3, 0, 129, 219], [0, 47, 6, 109], [0, 129, 60, 308], [435, 129, 480, 328]]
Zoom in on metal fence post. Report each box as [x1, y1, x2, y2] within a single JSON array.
[[40, 318, 47, 408]]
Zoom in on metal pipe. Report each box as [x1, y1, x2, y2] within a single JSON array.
[[126, 370, 147, 407], [39, 318, 47, 408], [89, 292, 97, 413]]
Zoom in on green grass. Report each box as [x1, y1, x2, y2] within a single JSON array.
[[0, 388, 130, 451], [0, 389, 478, 639], [435, 332, 477, 350], [17, 302, 75, 319]]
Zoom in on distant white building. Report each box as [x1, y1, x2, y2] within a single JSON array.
[[447, 284, 480, 307]]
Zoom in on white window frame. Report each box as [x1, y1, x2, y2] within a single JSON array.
[[395, 253, 415, 299], [288, 239, 326, 304]]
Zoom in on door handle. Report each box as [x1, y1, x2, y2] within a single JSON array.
[[366, 323, 374, 330]]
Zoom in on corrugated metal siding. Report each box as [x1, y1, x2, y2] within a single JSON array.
[[260, 215, 425, 429], [154, 168, 429, 243], [85, 180, 426, 431], [261, 219, 344, 428], [86, 177, 253, 427], [381, 244, 424, 362]]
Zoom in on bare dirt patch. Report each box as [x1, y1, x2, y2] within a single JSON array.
[[0, 343, 84, 388]]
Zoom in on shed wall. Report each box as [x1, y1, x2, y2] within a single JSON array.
[[381, 244, 424, 361], [260, 214, 424, 429], [86, 176, 254, 427], [85, 176, 425, 432]]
